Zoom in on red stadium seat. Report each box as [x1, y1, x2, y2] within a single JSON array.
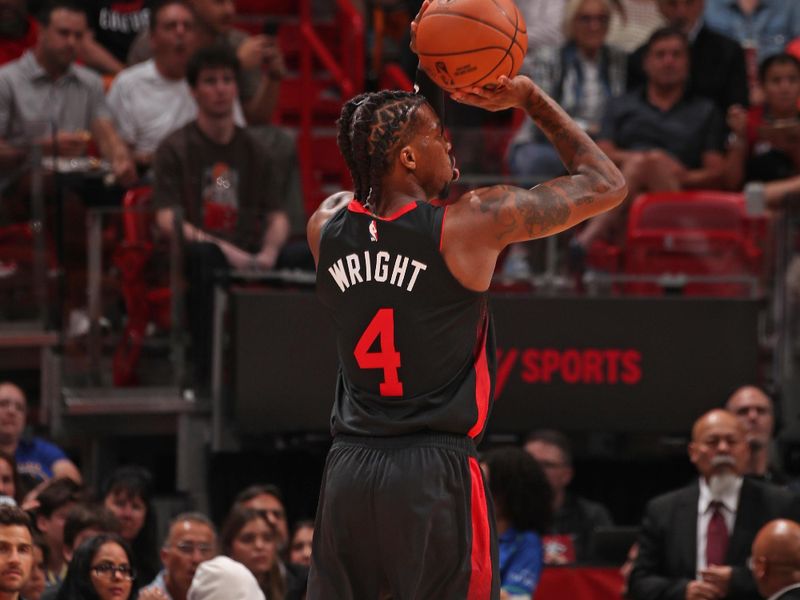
[[623, 191, 764, 297]]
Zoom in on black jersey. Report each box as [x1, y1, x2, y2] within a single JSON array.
[[316, 199, 496, 441]]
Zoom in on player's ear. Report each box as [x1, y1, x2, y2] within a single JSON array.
[[399, 145, 417, 170]]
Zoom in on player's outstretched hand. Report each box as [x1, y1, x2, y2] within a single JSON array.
[[450, 75, 535, 112], [409, 0, 434, 55]]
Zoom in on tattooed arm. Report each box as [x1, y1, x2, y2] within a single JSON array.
[[443, 75, 627, 290]]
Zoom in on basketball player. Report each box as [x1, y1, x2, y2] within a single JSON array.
[[305, 20, 626, 600]]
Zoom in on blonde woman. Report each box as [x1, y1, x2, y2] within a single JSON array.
[[509, 0, 627, 179]]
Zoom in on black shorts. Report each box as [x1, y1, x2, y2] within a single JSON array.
[[307, 432, 500, 600]]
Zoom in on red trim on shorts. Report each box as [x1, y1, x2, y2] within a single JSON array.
[[467, 321, 490, 439], [467, 457, 492, 600], [347, 199, 418, 221]]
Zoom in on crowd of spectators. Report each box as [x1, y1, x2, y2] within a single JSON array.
[[499, 0, 800, 277], [0, 425, 315, 600], [0, 0, 797, 368], [0, 376, 794, 600]]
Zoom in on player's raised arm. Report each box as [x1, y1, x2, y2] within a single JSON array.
[[437, 75, 626, 290], [448, 75, 627, 248]]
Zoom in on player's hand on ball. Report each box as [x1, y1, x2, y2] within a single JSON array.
[[450, 75, 534, 112], [409, 0, 434, 55]]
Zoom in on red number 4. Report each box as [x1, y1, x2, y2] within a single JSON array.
[[354, 308, 404, 396]]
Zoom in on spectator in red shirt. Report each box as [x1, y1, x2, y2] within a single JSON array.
[[725, 52, 800, 207]]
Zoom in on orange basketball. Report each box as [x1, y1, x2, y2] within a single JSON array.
[[415, 0, 528, 92]]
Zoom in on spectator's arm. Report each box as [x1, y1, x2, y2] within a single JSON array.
[[126, 30, 150, 66], [51, 458, 82, 484], [254, 210, 290, 269], [156, 208, 255, 270], [243, 76, 281, 126], [764, 176, 800, 208], [238, 35, 285, 125], [681, 151, 726, 189], [597, 139, 636, 166], [91, 117, 136, 187], [79, 30, 125, 76]]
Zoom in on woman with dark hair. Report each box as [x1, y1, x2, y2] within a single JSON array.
[[55, 533, 137, 600], [99, 466, 160, 585], [288, 520, 313, 567], [483, 447, 553, 600], [221, 505, 297, 600], [726, 53, 800, 206]]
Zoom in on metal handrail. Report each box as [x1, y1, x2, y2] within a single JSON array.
[[296, 0, 364, 213]]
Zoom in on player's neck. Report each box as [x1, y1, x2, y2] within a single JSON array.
[[373, 179, 427, 216]]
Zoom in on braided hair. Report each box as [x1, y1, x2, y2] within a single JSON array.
[[336, 90, 428, 213]]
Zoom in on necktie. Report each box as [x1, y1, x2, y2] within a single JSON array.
[[706, 501, 729, 566]]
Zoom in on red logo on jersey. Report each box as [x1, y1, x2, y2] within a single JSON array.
[[369, 220, 378, 242]]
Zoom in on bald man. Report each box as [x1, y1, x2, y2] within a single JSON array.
[[750, 519, 800, 599], [628, 410, 800, 600], [726, 386, 781, 482]]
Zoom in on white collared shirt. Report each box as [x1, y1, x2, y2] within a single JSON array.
[[696, 475, 743, 572]]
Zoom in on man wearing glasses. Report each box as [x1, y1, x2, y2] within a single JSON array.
[[0, 382, 80, 486], [139, 512, 216, 600], [0, 504, 33, 600]]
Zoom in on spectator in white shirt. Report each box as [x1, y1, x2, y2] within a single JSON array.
[[107, 0, 244, 170]]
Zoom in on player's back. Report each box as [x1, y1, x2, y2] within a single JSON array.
[[316, 198, 495, 440]]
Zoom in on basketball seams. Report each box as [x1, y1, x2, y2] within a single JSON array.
[[420, 12, 516, 43], [486, 0, 516, 29], [417, 46, 513, 57]]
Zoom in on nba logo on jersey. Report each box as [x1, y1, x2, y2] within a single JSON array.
[[369, 220, 378, 242]]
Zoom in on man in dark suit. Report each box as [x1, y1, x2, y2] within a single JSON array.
[[628, 409, 800, 600], [750, 519, 800, 599], [626, 0, 748, 112]]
